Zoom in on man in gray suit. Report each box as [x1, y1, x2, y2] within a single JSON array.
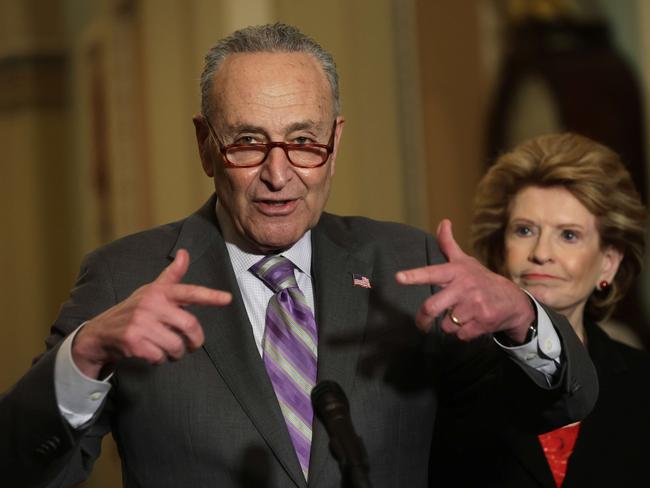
[[1, 23, 596, 488]]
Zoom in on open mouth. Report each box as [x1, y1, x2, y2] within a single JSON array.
[[255, 199, 298, 215], [261, 200, 291, 206]]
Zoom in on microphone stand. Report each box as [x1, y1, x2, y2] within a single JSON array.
[[311, 380, 372, 488]]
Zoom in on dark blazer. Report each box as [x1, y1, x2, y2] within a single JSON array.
[[1, 196, 597, 488], [430, 320, 650, 487]]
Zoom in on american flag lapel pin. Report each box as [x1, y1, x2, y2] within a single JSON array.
[[351, 273, 371, 289]]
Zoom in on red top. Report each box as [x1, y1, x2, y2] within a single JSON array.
[[538, 422, 581, 487]]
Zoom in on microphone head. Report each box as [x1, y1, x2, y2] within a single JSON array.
[[311, 380, 371, 484], [311, 380, 350, 421]]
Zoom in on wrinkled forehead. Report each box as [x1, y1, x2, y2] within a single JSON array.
[[210, 52, 335, 127]]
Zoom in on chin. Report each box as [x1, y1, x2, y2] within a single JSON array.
[[254, 231, 304, 252], [523, 287, 556, 306]]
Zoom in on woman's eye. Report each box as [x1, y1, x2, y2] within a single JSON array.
[[513, 225, 532, 237]]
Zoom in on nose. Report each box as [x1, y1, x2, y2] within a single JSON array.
[[259, 146, 293, 190], [528, 234, 553, 265]]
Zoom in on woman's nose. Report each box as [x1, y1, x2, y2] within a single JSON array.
[[528, 236, 553, 264]]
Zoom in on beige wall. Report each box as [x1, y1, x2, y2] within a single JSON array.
[[0, 0, 77, 389], [5, 1, 647, 487], [415, 0, 486, 248]]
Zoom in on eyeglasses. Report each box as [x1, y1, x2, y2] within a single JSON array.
[[204, 118, 337, 168]]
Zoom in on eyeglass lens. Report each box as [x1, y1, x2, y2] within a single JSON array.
[[226, 144, 329, 167]]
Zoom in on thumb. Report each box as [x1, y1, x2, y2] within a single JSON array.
[[436, 219, 465, 261], [155, 249, 190, 285]]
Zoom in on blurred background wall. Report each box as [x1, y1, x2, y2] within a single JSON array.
[[1, 0, 648, 486]]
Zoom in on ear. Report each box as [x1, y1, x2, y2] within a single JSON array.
[[599, 245, 624, 286], [193, 114, 215, 177], [328, 116, 345, 177]]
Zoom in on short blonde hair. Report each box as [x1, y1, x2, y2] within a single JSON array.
[[472, 133, 647, 321]]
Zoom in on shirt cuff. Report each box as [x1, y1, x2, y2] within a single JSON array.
[[54, 324, 112, 429], [494, 291, 562, 378]]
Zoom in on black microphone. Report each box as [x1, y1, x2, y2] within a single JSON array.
[[311, 380, 372, 488]]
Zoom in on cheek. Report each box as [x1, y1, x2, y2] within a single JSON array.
[[301, 170, 332, 201], [216, 169, 257, 205], [504, 241, 526, 273], [566, 252, 603, 284]]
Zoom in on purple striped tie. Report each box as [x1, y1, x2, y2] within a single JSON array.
[[250, 255, 318, 480]]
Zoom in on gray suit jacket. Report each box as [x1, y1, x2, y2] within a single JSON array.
[[0, 196, 598, 487]]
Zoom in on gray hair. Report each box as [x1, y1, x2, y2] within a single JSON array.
[[200, 23, 340, 120]]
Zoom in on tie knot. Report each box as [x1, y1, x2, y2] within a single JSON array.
[[250, 255, 298, 293]]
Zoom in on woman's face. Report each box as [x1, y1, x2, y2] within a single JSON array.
[[504, 186, 622, 325]]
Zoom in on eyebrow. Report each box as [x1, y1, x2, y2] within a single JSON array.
[[557, 223, 586, 230], [507, 217, 535, 224], [508, 217, 586, 230], [224, 123, 265, 135], [225, 120, 323, 136], [285, 120, 322, 132]]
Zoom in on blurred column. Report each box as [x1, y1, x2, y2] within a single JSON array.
[[414, 0, 487, 246], [0, 0, 74, 388]]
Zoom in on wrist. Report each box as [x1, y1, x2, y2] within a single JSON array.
[[497, 291, 538, 345], [497, 321, 538, 346], [71, 324, 110, 379]]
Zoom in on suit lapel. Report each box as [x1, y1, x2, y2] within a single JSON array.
[[170, 199, 306, 488], [562, 321, 627, 485], [506, 430, 557, 487], [308, 221, 373, 487]]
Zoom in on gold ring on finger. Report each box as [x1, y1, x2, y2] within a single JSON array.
[[448, 309, 463, 327]]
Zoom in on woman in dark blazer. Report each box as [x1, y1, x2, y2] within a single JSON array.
[[430, 133, 650, 487]]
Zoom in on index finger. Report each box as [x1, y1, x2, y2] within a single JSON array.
[[396, 263, 455, 287], [166, 284, 232, 307]]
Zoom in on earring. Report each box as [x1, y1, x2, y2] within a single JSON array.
[[599, 280, 610, 291]]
